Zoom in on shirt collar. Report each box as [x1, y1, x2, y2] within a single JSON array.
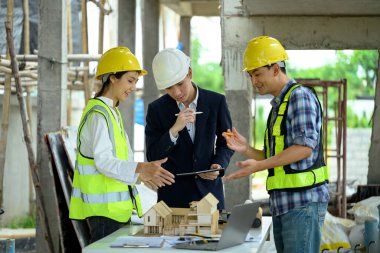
[[98, 96, 115, 108], [270, 79, 296, 108], [177, 83, 199, 109]]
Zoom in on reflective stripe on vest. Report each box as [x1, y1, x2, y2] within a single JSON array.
[[265, 84, 329, 192], [69, 98, 142, 222]]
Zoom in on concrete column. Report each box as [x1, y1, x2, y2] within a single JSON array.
[[221, 0, 252, 210], [179, 16, 191, 56], [368, 51, 380, 184], [37, 0, 67, 252], [141, 0, 159, 123], [118, 0, 136, 149]]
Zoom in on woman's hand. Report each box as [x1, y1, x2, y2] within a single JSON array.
[[137, 158, 175, 189]]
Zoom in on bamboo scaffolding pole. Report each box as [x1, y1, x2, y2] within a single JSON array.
[[23, 0, 30, 54], [22, 0, 35, 216], [0, 70, 85, 81], [98, 0, 106, 54], [81, 0, 91, 103], [0, 0, 14, 217], [1, 54, 101, 63], [0, 66, 38, 79], [0, 81, 90, 90], [89, 0, 112, 15], [26, 85, 35, 215], [67, 0, 73, 125], [67, 0, 73, 56], [6, 20, 53, 253], [25, 86, 33, 137]]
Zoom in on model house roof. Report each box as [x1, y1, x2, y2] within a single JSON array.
[[200, 193, 219, 206], [171, 207, 190, 216], [150, 201, 172, 218]]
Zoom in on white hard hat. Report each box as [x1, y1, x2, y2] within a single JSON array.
[[152, 48, 191, 90]]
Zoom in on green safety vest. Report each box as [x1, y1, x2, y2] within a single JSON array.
[[265, 84, 329, 192], [69, 98, 142, 222]]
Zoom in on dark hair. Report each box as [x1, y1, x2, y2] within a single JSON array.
[[265, 63, 286, 74], [94, 71, 128, 107], [94, 71, 128, 98]]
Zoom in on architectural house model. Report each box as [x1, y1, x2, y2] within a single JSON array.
[[143, 193, 220, 236]]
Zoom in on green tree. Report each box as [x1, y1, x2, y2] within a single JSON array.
[[288, 50, 378, 99], [191, 38, 224, 94], [253, 105, 266, 148], [288, 50, 377, 129]]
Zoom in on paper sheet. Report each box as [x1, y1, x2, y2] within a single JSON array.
[[110, 236, 164, 248]]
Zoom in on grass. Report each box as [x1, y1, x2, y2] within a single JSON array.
[[7, 212, 36, 229]]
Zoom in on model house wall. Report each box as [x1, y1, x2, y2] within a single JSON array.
[[144, 193, 220, 236]]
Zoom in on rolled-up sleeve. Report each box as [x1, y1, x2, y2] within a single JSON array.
[[287, 88, 320, 149]]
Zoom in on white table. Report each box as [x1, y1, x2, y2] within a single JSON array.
[[82, 216, 272, 253]]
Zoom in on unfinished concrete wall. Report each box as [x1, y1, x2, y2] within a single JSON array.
[[37, 0, 67, 252], [142, 0, 159, 121], [368, 54, 380, 184], [179, 16, 191, 56], [221, 0, 380, 208], [118, 0, 136, 149], [221, 2, 253, 210], [0, 96, 37, 225]]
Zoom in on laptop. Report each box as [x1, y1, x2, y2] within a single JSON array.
[[173, 202, 259, 251]]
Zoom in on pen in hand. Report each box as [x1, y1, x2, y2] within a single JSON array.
[[175, 111, 203, 116]]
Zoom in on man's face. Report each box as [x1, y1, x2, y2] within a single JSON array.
[[165, 69, 195, 105], [247, 65, 276, 96]]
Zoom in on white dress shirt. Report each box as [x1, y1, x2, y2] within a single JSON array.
[[79, 96, 139, 185], [169, 85, 199, 143]]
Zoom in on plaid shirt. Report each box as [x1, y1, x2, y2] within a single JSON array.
[[267, 80, 330, 216]]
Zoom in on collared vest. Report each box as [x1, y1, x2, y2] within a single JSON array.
[[265, 84, 329, 192], [69, 98, 142, 222]]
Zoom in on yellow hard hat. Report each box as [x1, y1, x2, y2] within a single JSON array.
[[95, 46, 148, 79], [243, 36, 289, 72]]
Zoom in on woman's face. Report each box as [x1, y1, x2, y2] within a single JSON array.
[[111, 71, 139, 102]]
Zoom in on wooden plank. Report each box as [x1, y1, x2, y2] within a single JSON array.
[[46, 132, 89, 248], [60, 127, 77, 172]]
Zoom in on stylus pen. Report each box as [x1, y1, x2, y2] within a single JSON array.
[[175, 111, 203, 116]]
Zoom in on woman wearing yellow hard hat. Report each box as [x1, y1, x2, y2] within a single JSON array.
[[69, 47, 175, 244], [223, 36, 329, 253]]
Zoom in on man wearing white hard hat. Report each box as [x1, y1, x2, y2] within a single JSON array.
[[145, 48, 234, 209]]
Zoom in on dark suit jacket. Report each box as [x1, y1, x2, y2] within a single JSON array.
[[145, 86, 234, 209]]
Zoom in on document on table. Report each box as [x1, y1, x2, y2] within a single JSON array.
[[110, 236, 164, 248], [246, 233, 262, 242]]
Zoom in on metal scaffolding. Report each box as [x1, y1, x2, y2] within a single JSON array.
[[295, 79, 347, 218]]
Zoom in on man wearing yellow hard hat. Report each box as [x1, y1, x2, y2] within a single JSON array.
[[69, 47, 175, 243], [223, 36, 329, 253]]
